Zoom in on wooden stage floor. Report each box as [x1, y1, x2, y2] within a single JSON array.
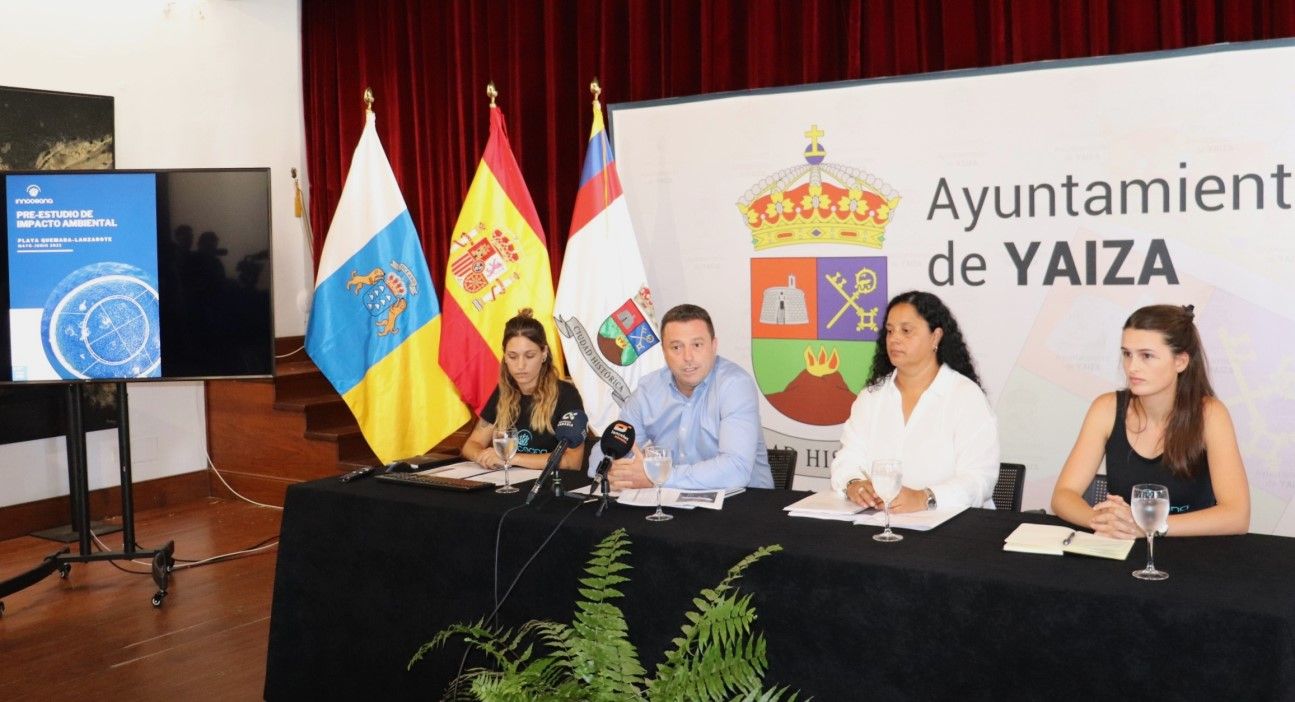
[[0, 497, 282, 701]]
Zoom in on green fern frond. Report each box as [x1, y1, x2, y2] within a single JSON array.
[[652, 544, 782, 700], [409, 619, 516, 671], [416, 532, 794, 702], [735, 685, 804, 702]]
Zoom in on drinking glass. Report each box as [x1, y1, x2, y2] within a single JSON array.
[[643, 446, 673, 522], [1130, 483, 1169, 580], [870, 459, 903, 543], [493, 427, 519, 494]]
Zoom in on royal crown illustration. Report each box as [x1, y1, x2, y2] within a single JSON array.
[[737, 125, 900, 250]]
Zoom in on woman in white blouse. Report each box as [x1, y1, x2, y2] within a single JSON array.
[[830, 291, 1000, 512]]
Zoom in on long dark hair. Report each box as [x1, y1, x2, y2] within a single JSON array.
[[495, 309, 561, 434], [1123, 304, 1212, 478], [865, 291, 982, 391]]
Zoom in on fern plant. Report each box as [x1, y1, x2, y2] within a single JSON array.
[[409, 528, 800, 702]]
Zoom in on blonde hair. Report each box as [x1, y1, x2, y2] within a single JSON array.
[[494, 308, 562, 434]]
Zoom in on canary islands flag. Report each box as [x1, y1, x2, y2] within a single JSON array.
[[440, 106, 562, 413], [306, 111, 468, 463], [554, 99, 663, 434]]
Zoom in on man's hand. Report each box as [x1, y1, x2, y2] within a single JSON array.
[[608, 448, 653, 490]]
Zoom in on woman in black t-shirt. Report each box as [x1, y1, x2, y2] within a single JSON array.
[[462, 309, 585, 471], [1051, 304, 1249, 537]]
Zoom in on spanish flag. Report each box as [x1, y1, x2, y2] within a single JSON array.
[[440, 105, 562, 413], [305, 110, 468, 463]]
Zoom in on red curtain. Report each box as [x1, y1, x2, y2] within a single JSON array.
[[301, 0, 1295, 286]]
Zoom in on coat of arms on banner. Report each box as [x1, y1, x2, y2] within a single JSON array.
[[345, 260, 420, 338], [739, 125, 900, 426], [556, 288, 657, 405], [598, 297, 659, 366], [448, 224, 520, 311]]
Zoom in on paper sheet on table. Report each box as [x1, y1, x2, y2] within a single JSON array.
[[425, 462, 542, 486], [784, 491, 872, 517], [852, 506, 967, 531], [617, 487, 729, 510]]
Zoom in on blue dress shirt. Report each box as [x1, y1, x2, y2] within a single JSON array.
[[589, 356, 773, 490]]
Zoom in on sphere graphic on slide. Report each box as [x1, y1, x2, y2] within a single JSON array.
[[40, 262, 161, 379]]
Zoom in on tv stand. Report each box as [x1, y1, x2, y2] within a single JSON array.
[[0, 382, 175, 614]]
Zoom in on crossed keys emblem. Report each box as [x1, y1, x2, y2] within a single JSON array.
[[824, 268, 880, 332], [628, 325, 658, 353]]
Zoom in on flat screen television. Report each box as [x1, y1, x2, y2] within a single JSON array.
[[0, 168, 273, 383]]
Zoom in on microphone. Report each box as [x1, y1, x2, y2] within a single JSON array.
[[593, 421, 634, 517], [525, 409, 588, 506], [593, 420, 636, 478]]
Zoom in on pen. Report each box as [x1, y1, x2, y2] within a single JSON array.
[[1062, 530, 1076, 546]]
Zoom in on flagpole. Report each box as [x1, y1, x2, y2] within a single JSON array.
[[291, 167, 315, 264], [486, 82, 497, 107], [591, 78, 614, 210]]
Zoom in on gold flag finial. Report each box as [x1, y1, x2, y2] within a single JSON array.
[[486, 82, 498, 107], [363, 87, 375, 114], [590, 78, 601, 111]]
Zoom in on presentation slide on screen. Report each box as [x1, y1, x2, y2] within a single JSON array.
[[6, 173, 161, 380], [610, 41, 1295, 532]]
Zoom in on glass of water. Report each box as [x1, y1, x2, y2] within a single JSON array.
[[1130, 483, 1169, 580], [493, 427, 519, 494], [870, 459, 903, 543], [644, 446, 673, 522]]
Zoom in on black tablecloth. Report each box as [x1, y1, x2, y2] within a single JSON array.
[[264, 474, 1295, 700]]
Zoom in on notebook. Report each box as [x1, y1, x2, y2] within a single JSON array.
[[1003, 523, 1134, 560]]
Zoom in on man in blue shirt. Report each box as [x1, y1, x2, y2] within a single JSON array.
[[589, 304, 773, 491]]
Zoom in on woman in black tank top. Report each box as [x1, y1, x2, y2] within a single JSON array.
[[1050, 305, 1249, 537], [1105, 390, 1214, 514]]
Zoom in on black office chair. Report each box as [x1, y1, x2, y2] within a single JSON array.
[[765, 447, 797, 490], [1083, 474, 1109, 506], [992, 463, 1026, 512]]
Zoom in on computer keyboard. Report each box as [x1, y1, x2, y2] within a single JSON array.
[[375, 471, 493, 492]]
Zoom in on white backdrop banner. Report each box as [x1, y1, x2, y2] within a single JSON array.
[[609, 41, 1295, 533]]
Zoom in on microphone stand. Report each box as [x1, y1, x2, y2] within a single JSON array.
[[596, 466, 612, 517], [550, 461, 567, 500]]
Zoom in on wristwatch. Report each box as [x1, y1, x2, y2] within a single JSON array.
[[924, 488, 937, 510]]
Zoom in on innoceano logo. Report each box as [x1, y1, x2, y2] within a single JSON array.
[[16, 183, 54, 205]]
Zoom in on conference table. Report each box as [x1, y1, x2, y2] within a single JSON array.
[[264, 473, 1295, 700]]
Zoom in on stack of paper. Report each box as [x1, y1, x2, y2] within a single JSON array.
[[853, 506, 967, 531], [1003, 523, 1134, 560], [785, 493, 967, 531], [784, 492, 872, 522], [617, 487, 738, 510], [424, 462, 543, 486]]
